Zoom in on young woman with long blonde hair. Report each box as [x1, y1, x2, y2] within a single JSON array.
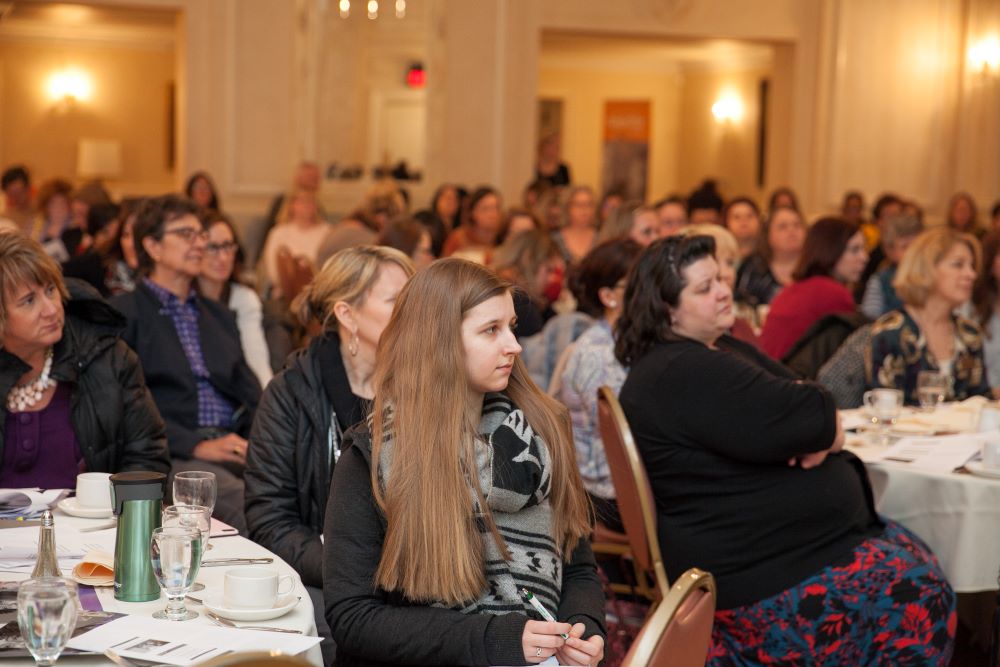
[[323, 258, 605, 667]]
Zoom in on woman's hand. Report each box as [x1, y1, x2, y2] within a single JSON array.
[[554, 622, 604, 666], [522, 620, 571, 664], [787, 412, 845, 469], [192, 434, 248, 464]]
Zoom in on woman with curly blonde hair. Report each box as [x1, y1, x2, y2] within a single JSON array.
[[867, 226, 989, 404]]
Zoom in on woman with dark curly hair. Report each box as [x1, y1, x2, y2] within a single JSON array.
[[616, 234, 955, 665]]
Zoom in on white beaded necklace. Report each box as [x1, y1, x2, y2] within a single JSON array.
[[6, 348, 55, 412]]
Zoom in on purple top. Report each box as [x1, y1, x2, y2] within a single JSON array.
[[143, 279, 235, 428], [0, 384, 84, 489]]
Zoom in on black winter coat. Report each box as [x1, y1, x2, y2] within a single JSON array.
[[112, 281, 261, 459], [0, 279, 170, 476], [245, 334, 361, 588], [324, 423, 606, 667]]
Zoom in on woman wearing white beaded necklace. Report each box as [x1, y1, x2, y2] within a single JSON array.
[[0, 232, 169, 488]]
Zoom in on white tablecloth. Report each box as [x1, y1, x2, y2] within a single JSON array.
[[844, 405, 1000, 592], [0, 509, 322, 666]]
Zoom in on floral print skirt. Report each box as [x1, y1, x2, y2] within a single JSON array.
[[708, 520, 956, 666]]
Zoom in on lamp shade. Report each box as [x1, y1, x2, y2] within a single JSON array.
[[77, 139, 122, 178]]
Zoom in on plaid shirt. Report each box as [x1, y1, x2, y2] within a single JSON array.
[[143, 279, 235, 429]]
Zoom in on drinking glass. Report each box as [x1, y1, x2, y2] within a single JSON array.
[[162, 504, 211, 592], [172, 471, 217, 513], [863, 388, 903, 445], [17, 578, 78, 666], [150, 526, 202, 621], [916, 371, 947, 411]]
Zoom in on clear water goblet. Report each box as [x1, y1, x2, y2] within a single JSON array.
[[162, 504, 212, 592], [17, 577, 78, 666], [916, 371, 947, 411], [172, 471, 217, 513], [150, 526, 202, 621], [863, 388, 903, 445]]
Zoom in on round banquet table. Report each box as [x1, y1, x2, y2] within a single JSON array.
[[0, 508, 323, 666], [843, 404, 1000, 593]]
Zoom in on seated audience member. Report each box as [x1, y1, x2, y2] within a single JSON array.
[[991, 200, 1000, 233], [653, 194, 688, 237], [860, 213, 924, 320], [859, 193, 904, 293], [198, 212, 273, 388], [734, 206, 806, 307], [113, 195, 261, 532], [246, 246, 413, 666], [766, 185, 800, 214], [818, 324, 875, 409], [1, 165, 34, 236], [492, 229, 565, 339], [842, 190, 866, 228], [442, 186, 503, 263], [597, 188, 624, 227], [496, 208, 540, 246], [184, 171, 222, 214], [551, 186, 598, 266], [722, 196, 762, 263], [414, 183, 461, 257], [869, 227, 988, 405], [615, 235, 955, 665], [975, 232, 1000, 392], [680, 223, 758, 347], [105, 203, 140, 295], [35, 179, 81, 262], [377, 217, 434, 270], [260, 187, 331, 296], [0, 233, 170, 486], [760, 217, 867, 360], [686, 179, 724, 225], [257, 161, 324, 262], [522, 179, 548, 212], [324, 258, 605, 667], [945, 191, 983, 239], [557, 238, 642, 531], [62, 203, 123, 296], [596, 202, 660, 247], [533, 186, 564, 232], [536, 133, 572, 187]]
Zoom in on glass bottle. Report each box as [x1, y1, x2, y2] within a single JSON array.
[[31, 510, 62, 578]]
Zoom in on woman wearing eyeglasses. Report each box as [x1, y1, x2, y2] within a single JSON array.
[[112, 195, 261, 533], [198, 212, 273, 388]]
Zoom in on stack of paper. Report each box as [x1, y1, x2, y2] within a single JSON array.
[[0, 488, 68, 519], [872, 433, 990, 472], [0, 525, 94, 574]]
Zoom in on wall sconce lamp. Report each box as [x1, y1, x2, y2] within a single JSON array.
[[46, 68, 92, 107], [968, 36, 1000, 75], [711, 94, 744, 123]]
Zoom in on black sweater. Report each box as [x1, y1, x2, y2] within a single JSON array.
[[323, 425, 606, 667], [619, 335, 881, 610]]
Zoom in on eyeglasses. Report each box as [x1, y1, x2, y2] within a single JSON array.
[[161, 227, 208, 244], [205, 241, 238, 256]]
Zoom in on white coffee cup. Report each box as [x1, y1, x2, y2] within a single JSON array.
[[223, 567, 294, 610], [75, 472, 112, 509], [982, 439, 1000, 469]]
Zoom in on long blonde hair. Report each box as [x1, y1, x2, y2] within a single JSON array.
[[371, 258, 591, 605]]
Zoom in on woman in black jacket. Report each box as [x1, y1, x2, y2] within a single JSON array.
[[245, 245, 413, 666], [616, 235, 955, 666], [0, 233, 169, 487], [323, 259, 605, 667]]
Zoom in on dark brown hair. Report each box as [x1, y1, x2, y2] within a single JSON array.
[[571, 238, 643, 318], [792, 217, 860, 282]]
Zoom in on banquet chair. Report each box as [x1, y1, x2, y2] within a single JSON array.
[[621, 568, 717, 667], [597, 385, 668, 602], [275, 245, 315, 303]]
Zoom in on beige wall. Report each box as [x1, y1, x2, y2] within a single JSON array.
[[676, 66, 769, 201], [0, 38, 175, 194], [538, 66, 683, 201]]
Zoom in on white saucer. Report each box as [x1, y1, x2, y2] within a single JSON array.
[[202, 593, 299, 621], [57, 497, 113, 519], [965, 461, 1000, 480]]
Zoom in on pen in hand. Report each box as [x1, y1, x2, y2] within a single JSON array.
[[520, 587, 570, 640]]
